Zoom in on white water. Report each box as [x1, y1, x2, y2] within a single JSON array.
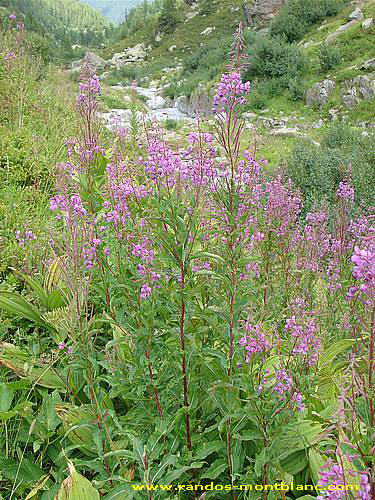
[[100, 85, 190, 131]]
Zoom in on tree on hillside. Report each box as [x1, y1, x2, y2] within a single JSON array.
[[158, 0, 178, 34], [201, 0, 214, 15]]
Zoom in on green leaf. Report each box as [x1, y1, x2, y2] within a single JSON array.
[[0, 410, 17, 421], [47, 290, 67, 311], [151, 454, 177, 482], [162, 462, 205, 484], [0, 457, 44, 485], [55, 462, 99, 499], [319, 339, 356, 366], [255, 448, 267, 477], [309, 448, 325, 483], [25, 474, 50, 499], [12, 269, 48, 308], [0, 291, 45, 325], [0, 382, 14, 411], [38, 391, 62, 432], [194, 441, 224, 460], [103, 485, 136, 500], [234, 430, 263, 441], [280, 450, 308, 475], [0, 343, 66, 389], [200, 459, 227, 480], [103, 450, 136, 461]]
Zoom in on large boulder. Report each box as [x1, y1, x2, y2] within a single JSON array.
[[84, 51, 106, 71], [362, 18, 374, 29], [244, 0, 288, 27], [110, 43, 146, 69], [341, 75, 375, 108], [361, 58, 375, 70], [174, 95, 191, 115], [326, 19, 359, 43], [305, 80, 335, 108], [348, 8, 363, 21], [147, 95, 167, 110]]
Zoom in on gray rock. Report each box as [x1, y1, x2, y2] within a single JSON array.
[[312, 119, 325, 129], [185, 11, 198, 21], [326, 19, 359, 43], [348, 8, 363, 21], [328, 108, 339, 121], [168, 45, 177, 53], [148, 95, 167, 110], [200, 27, 215, 36], [341, 75, 375, 107], [242, 112, 258, 122], [71, 60, 82, 72], [110, 44, 146, 69], [361, 58, 375, 70], [84, 51, 106, 71], [305, 80, 336, 108], [362, 18, 374, 29], [244, 0, 287, 27], [174, 95, 191, 115]]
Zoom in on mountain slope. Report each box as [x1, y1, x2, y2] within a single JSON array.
[[82, 0, 144, 23], [0, 0, 113, 45]]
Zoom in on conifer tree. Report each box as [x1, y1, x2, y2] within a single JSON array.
[[158, 0, 178, 34]]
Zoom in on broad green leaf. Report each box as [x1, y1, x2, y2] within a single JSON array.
[[200, 459, 227, 480], [0, 291, 45, 324], [151, 454, 177, 482], [0, 410, 17, 421], [12, 269, 48, 308], [0, 343, 66, 389], [47, 290, 67, 311], [319, 339, 356, 366], [280, 450, 308, 475], [0, 382, 14, 411], [234, 430, 262, 441], [38, 391, 62, 432], [162, 462, 205, 484], [55, 462, 99, 499], [194, 441, 224, 460], [308, 448, 325, 483]]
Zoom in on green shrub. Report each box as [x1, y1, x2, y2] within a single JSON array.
[[287, 126, 375, 214], [165, 118, 177, 130], [318, 43, 342, 71], [270, 0, 343, 42], [99, 94, 129, 110], [244, 35, 307, 80], [287, 76, 305, 101]]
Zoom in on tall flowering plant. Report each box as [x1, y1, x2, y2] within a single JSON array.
[[6, 23, 372, 500]]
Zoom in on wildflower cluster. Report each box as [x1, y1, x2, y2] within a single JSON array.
[[213, 71, 251, 113], [15, 229, 37, 247]]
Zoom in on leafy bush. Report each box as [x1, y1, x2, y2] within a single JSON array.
[[270, 0, 344, 42], [99, 94, 129, 110], [165, 118, 177, 130], [287, 76, 305, 101], [287, 126, 375, 214], [244, 34, 307, 80], [318, 43, 342, 71]]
